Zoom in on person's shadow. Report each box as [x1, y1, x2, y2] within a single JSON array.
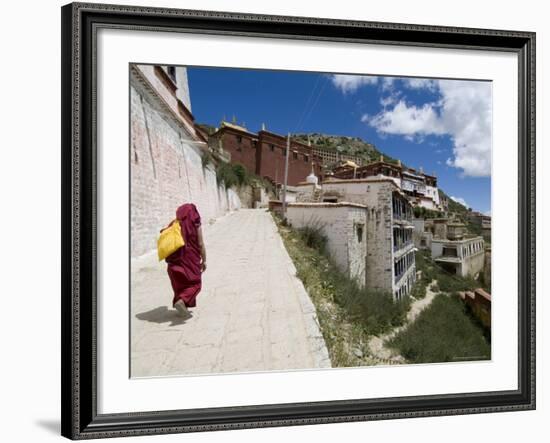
[[135, 306, 192, 326]]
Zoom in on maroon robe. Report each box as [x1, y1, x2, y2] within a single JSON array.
[[164, 203, 203, 308]]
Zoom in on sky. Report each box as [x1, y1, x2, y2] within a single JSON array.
[[187, 67, 492, 214]]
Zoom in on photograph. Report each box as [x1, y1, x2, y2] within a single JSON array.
[[129, 63, 493, 378]]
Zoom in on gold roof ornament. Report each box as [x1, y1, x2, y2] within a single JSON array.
[[221, 120, 249, 133], [343, 160, 359, 168]]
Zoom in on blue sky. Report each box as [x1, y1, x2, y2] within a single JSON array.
[[187, 67, 491, 214]]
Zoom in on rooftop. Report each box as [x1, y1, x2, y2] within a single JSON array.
[[287, 201, 368, 209], [323, 176, 401, 188], [432, 236, 484, 245]]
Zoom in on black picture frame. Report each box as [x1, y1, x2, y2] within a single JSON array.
[[61, 2, 536, 439]]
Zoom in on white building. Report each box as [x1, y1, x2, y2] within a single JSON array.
[[332, 159, 446, 212], [292, 176, 416, 300], [431, 237, 485, 277], [430, 222, 485, 278], [286, 203, 368, 286]]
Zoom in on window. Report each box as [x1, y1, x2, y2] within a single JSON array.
[[443, 247, 458, 257], [356, 224, 364, 243], [167, 66, 177, 82], [270, 144, 275, 152], [236, 135, 242, 143], [304, 155, 309, 162], [293, 152, 298, 160]]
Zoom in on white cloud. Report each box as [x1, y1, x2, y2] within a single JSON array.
[[381, 77, 395, 91], [404, 78, 437, 91], [379, 95, 396, 107], [438, 80, 492, 177], [364, 100, 444, 136], [450, 196, 469, 208], [365, 79, 492, 177], [330, 74, 377, 94]]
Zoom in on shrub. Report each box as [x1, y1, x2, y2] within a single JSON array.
[[296, 218, 328, 255], [413, 206, 444, 219], [215, 162, 239, 188], [436, 273, 478, 294], [411, 278, 428, 299], [215, 162, 252, 189], [415, 249, 478, 295], [201, 150, 214, 170], [320, 265, 410, 336], [388, 294, 490, 363], [232, 163, 249, 187]]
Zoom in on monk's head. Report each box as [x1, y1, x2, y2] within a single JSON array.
[[176, 203, 198, 221]]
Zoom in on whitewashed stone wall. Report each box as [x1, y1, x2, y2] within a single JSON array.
[[463, 250, 485, 277], [294, 183, 318, 202], [286, 203, 367, 286], [364, 183, 395, 293], [130, 77, 241, 258], [321, 180, 397, 293]]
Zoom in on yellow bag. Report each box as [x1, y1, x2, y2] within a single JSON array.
[[157, 220, 185, 261]]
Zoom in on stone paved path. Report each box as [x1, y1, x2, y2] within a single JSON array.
[[131, 209, 330, 378]]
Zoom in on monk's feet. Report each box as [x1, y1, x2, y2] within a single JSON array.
[[174, 300, 191, 319]]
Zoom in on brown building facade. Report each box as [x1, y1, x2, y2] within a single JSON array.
[[210, 123, 322, 186]]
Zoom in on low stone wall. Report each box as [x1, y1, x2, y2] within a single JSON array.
[[463, 250, 485, 278], [286, 203, 368, 286]]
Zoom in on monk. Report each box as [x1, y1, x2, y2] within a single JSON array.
[[164, 203, 206, 318]]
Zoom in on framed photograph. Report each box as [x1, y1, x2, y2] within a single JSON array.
[[61, 2, 536, 439]]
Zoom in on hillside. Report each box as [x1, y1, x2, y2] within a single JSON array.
[[440, 189, 470, 214], [439, 189, 485, 236], [292, 133, 398, 165]]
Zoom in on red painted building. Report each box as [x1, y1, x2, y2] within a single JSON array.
[[210, 123, 259, 174], [210, 123, 322, 186]]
